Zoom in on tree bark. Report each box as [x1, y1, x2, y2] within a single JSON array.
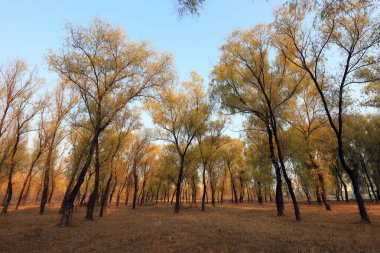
[[265, 125, 284, 216], [100, 171, 113, 217], [59, 134, 97, 227], [174, 158, 184, 213], [201, 164, 207, 211], [272, 124, 301, 221], [86, 139, 100, 220], [132, 165, 138, 209]]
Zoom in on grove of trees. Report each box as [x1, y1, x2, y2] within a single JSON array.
[[0, 0, 379, 226]]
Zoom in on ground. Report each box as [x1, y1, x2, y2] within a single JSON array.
[[0, 201, 379, 253]]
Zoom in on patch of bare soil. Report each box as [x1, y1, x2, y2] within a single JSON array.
[[0, 202, 379, 253]]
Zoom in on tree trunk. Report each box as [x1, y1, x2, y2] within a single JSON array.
[[301, 180, 311, 205], [80, 175, 91, 207], [210, 182, 216, 206], [59, 134, 97, 227], [86, 140, 100, 220], [109, 176, 117, 204], [100, 171, 113, 217], [201, 165, 207, 211], [174, 159, 184, 213], [2, 134, 20, 214], [360, 156, 378, 202], [228, 166, 238, 204], [48, 175, 55, 203], [311, 156, 331, 210], [1, 181, 12, 214], [220, 169, 226, 203], [336, 167, 349, 202], [257, 181, 263, 204], [265, 125, 284, 216], [40, 131, 58, 215], [348, 167, 370, 222], [273, 125, 301, 221], [170, 188, 176, 205], [15, 172, 32, 210], [132, 165, 138, 209], [155, 178, 162, 204], [16, 152, 41, 210]]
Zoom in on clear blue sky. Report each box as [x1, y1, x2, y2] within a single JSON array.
[[0, 0, 277, 135], [0, 0, 275, 84]]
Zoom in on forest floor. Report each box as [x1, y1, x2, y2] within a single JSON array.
[[0, 201, 379, 253]]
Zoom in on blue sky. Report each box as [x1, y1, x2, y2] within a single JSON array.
[[0, 0, 277, 135], [0, 0, 275, 83]]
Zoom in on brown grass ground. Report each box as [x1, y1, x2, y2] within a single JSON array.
[[0, 201, 379, 253]]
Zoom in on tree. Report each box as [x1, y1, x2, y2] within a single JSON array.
[[177, 0, 205, 16], [211, 25, 304, 221], [196, 119, 226, 211], [273, 0, 380, 222], [15, 113, 47, 210], [147, 72, 210, 213], [1, 73, 41, 214], [219, 138, 244, 204], [245, 130, 274, 204], [285, 82, 334, 210], [48, 18, 173, 226], [39, 82, 76, 214], [129, 131, 154, 209], [344, 114, 379, 202]]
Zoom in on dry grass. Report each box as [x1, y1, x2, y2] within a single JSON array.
[[0, 201, 380, 253]]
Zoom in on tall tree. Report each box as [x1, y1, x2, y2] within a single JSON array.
[[15, 113, 47, 210], [274, 0, 380, 222], [48, 18, 173, 226], [211, 25, 304, 221], [39, 82, 76, 214], [1, 78, 41, 214], [196, 119, 226, 211], [147, 72, 210, 213]]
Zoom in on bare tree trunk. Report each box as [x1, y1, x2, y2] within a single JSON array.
[[155, 178, 162, 204], [257, 181, 263, 204], [2, 134, 20, 214], [85, 139, 100, 220], [360, 156, 378, 202], [35, 177, 43, 202], [1, 180, 13, 214], [174, 159, 184, 213], [125, 182, 131, 206], [266, 125, 284, 216], [310, 156, 331, 211], [228, 166, 238, 204], [348, 167, 369, 222], [40, 131, 58, 215], [22, 173, 33, 204], [48, 175, 55, 203], [132, 165, 138, 209], [79, 175, 91, 207], [170, 188, 176, 205], [109, 176, 117, 204], [16, 151, 42, 210], [210, 181, 216, 206], [336, 166, 349, 202], [272, 125, 301, 221], [15, 172, 32, 210], [201, 165, 207, 211], [100, 171, 113, 217], [220, 169, 227, 203]]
